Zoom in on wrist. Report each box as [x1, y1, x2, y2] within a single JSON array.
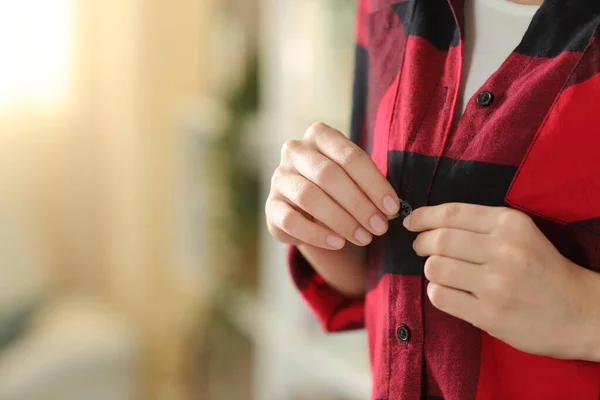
[[298, 243, 367, 298], [568, 264, 600, 361]]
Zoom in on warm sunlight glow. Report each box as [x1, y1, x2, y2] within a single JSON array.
[[0, 0, 71, 109]]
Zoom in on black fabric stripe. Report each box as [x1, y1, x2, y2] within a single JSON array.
[[392, 0, 459, 52], [571, 217, 600, 236], [565, 27, 600, 88], [350, 44, 369, 152], [516, 0, 600, 57], [537, 217, 600, 273], [375, 398, 443, 400], [369, 151, 600, 288], [380, 152, 436, 277], [377, 152, 516, 278], [428, 157, 517, 207]]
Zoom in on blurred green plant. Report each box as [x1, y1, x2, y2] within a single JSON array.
[[224, 54, 260, 236], [217, 54, 261, 288]]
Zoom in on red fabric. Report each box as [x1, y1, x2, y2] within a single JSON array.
[[287, 246, 365, 332], [355, 0, 371, 48], [389, 36, 456, 157], [423, 279, 481, 399], [288, 0, 600, 399], [477, 333, 600, 400], [365, 274, 393, 399], [385, 275, 424, 400], [370, 72, 396, 175], [506, 65, 600, 223], [447, 51, 583, 165]]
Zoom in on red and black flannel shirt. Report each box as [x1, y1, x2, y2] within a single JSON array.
[[289, 0, 600, 399]]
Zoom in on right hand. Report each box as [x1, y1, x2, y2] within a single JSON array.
[[266, 122, 401, 250]]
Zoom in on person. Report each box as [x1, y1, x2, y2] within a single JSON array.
[[265, 0, 600, 398]]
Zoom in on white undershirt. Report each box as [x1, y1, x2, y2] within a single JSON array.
[[460, 0, 540, 113]]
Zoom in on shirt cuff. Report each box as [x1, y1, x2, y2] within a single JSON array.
[[288, 245, 365, 333]]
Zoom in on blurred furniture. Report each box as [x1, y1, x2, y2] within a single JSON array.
[[0, 299, 138, 400]]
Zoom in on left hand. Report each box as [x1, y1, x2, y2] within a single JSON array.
[[404, 203, 600, 360]]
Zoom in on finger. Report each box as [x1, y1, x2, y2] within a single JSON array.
[[404, 203, 503, 233], [268, 226, 303, 246], [304, 122, 400, 216], [267, 197, 346, 250], [413, 228, 490, 264], [424, 255, 483, 295], [287, 146, 389, 237], [427, 282, 479, 325], [275, 172, 373, 246]]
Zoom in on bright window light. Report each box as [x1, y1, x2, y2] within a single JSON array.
[[0, 0, 71, 109]]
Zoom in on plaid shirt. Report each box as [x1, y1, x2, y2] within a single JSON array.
[[289, 0, 600, 399]]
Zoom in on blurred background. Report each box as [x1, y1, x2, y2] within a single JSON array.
[[0, 0, 369, 399]]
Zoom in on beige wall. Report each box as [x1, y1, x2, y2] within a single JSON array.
[[76, 0, 215, 397], [0, 0, 223, 398]]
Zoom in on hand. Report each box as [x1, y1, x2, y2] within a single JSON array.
[[266, 122, 400, 250], [404, 203, 600, 360]]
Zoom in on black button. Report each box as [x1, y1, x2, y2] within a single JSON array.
[[477, 90, 494, 107], [397, 324, 410, 342], [400, 201, 413, 218]]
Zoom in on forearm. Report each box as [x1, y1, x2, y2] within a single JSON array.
[[570, 264, 600, 362], [297, 243, 367, 298]]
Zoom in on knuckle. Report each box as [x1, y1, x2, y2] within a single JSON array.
[[441, 203, 462, 224], [494, 241, 516, 259], [294, 182, 316, 208], [496, 210, 513, 228], [266, 207, 287, 241], [266, 220, 277, 236], [338, 146, 365, 168], [265, 197, 280, 222], [265, 197, 273, 217], [511, 246, 529, 267], [497, 209, 532, 231], [495, 242, 528, 270], [424, 255, 443, 282], [313, 160, 338, 185], [427, 283, 444, 309], [279, 209, 297, 233], [280, 139, 302, 158], [305, 122, 328, 140], [496, 240, 518, 256], [267, 224, 286, 242], [270, 167, 284, 187], [433, 229, 452, 254]]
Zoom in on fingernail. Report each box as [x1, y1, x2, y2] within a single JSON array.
[[403, 214, 411, 229], [383, 196, 399, 215], [354, 228, 372, 245], [327, 235, 345, 249], [370, 214, 387, 234]]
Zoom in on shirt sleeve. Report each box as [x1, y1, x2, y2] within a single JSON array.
[[288, 0, 370, 333], [288, 246, 365, 332]]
